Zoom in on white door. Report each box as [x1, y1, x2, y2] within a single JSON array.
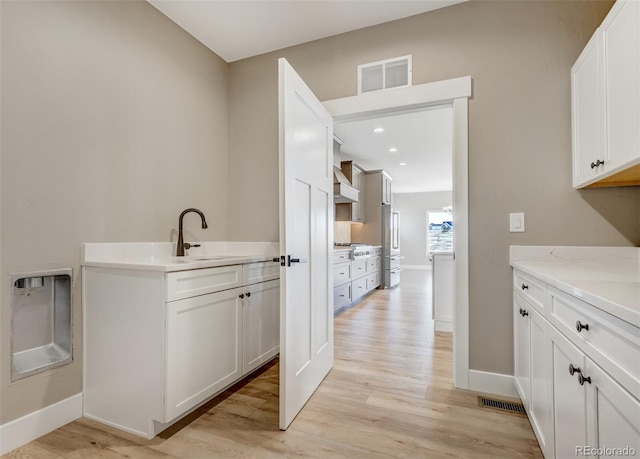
[[278, 58, 334, 430]]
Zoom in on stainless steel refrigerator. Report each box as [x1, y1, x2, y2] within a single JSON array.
[[382, 205, 402, 288]]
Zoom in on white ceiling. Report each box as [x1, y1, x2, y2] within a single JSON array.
[[334, 105, 453, 194], [147, 0, 467, 62]]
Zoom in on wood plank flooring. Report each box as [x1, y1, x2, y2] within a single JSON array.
[[5, 269, 542, 458]]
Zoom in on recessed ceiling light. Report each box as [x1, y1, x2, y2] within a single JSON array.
[[389, 147, 398, 152], [373, 127, 385, 133], [399, 162, 407, 166]]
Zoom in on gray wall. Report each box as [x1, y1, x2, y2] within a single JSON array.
[[1, 1, 229, 423], [228, 0, 640, 375], [394, 191, 453, 267]]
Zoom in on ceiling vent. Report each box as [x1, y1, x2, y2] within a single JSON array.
[[358, 55, 412, 94]]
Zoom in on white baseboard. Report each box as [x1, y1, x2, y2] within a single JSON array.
[[435, 320, 453, 332], [468, 370, 518, 398], [0, 393, 82, 455], [401, 265, 432, 270]]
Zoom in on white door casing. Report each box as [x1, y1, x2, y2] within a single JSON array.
[[278, 58, 334, 430], [323, 77, 471, 389]]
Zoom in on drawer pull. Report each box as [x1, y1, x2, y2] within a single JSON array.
[[569, 364, 581, 376], [521, 284, 529, 290], [339, 294, 345, 297], [575, 321, 589, 333], [578, 374, 592, 386], [520, 309, 528, 317]]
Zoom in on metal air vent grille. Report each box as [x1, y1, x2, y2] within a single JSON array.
[[358, 55, 412, 94], [478, 396, 526, 415]]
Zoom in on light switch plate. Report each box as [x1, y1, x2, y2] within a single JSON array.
[[510, 213, 525, 233]]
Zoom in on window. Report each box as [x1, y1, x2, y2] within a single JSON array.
[[427, 210, 453, 254]]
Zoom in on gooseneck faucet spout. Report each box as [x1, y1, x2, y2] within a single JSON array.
[[176, 208, 208, 256]]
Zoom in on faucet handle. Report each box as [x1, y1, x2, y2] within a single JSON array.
[[183, 243, 201, 250]]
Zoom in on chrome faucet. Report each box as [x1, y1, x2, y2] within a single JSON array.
[[176, 208, 208, 256]]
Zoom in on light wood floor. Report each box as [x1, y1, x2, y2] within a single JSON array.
[[5, 269, 542, 458]]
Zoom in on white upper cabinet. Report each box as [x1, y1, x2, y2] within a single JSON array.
[[572, 0, 640, 188], [572, 33, 605, 187]]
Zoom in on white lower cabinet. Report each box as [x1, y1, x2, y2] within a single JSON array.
[[513, 292, 553, 458], [84, 262, 279, 439], [551, 327, 640, 457], [166, 287, 243, 422], [513, 268, 640, 458], [242, 279, 280, 374], [528, 307, 553, 458], [514, 294, 531, 411]]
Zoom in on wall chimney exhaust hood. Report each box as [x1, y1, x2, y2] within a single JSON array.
[[334, 167, 359, 203]]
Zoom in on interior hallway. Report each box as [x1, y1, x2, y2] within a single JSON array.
[[5, 269, 542, 458]]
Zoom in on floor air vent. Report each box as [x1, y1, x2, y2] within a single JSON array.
[[478, 396, 526, 415]]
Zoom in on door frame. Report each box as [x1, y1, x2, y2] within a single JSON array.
[[323, 76, 472, 389]]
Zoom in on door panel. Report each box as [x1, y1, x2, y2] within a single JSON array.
[[279, 58, 334, 430]]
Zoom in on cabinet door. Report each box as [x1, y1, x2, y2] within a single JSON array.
[[528, 307, 554, 458], [601, 0, 640, 170], [513, 294, 531, 411], [551, 328, 588, 459], [243, 280, 280, 375], [572, 32, 605, 188], [585, 357, 640, 454], [165, 288, 243, 422]]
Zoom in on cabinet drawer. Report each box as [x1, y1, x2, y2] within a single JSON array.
[[334, 263, 351, 286], [166, 265, 243, 302], [352, 260, 367, 280], [334, 283, 351, 311], [549, 287, 640, 388], [352, 277, 367, 300], [513, 270, 545, 312], [367, 256, 380, 273], [333, 251, 351, 264], [365, 272, 379, 291], [242, 261, 280, 285]]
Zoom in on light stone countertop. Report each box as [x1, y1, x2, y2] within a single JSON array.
[[81, 242, 279, 273], [510, 246, 639, 327]]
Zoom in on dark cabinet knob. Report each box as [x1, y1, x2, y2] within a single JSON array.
[[239, 293, 244, 299], [578, 374, 592, 385], [576, 321, 589, 333], [569, 364, 581, 376], [521, 309, 528, 317], [590, 159, 605, 169], [521, 284, 529, 290], [246, 292, 251, 297]]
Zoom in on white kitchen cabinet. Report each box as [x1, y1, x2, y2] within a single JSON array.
[[551, 326, 640, 458], [572, 32, 606, 187], [165, 287, 243, 421], [512, 266, 640, 458], [84, 261, 280, 439], [601, 0, 640, 171], [528, 306, 553, 459], [585, 357, 640, 454], [513, 291, 553, 458], [572, 0, 640, 188], [332, 249, 381, 313], [514, 294, 531, 411], [551, 327, 588, 459], [242, 279, 280, 374]]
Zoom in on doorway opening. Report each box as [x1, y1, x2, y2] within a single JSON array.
[[323, 77, 471, 389]]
